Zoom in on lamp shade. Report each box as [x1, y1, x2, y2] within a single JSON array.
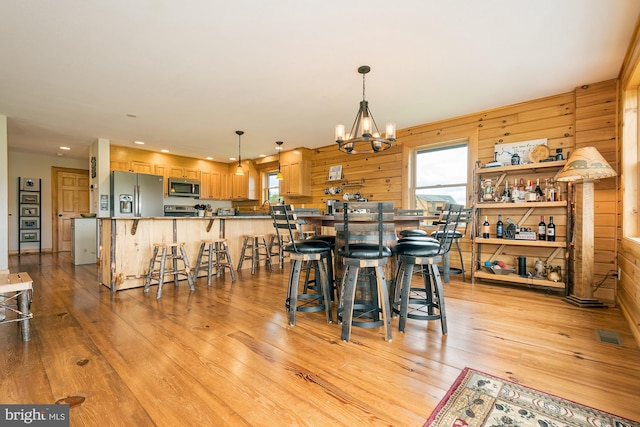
[[556, 147, 616, 182]]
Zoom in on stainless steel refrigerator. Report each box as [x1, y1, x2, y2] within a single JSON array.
[[110, 171, 164, 217]]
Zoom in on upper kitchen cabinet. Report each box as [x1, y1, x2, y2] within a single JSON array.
[[228, 160, 257, 200], [110, 160, 153, 174], [279, 149, 311, 197], [199, 163, 227, 200], [167, 166, 201, 180]]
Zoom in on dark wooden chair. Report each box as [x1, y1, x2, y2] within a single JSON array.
[[334, 201, 396, 342], [392, 203, 463, 334], [271, 204, 332, 326]]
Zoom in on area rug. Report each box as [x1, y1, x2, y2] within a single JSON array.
[[425, 367, 640, 427]]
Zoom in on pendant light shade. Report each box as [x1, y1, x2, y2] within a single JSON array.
[[335, 65, 396, 154], [276, 141, 284, 180], [235, 130, 244, 176]]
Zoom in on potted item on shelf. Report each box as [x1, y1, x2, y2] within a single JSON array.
[[194, 204, 207, 217]]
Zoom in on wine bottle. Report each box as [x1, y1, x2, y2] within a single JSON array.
[[547, 216, 555, 241], [496, 214, 504, 238], [482, 216, 490, 238], [538, 215, 546, 241]]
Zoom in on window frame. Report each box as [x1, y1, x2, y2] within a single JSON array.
[[410, 141, 469, 214]]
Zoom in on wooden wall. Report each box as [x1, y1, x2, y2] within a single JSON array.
[[617, 16, 640, 345], [308, 80, 619, 302]]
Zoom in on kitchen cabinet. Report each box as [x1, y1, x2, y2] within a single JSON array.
[[155, 164, 201, 196], [199, 165, 225, 200], [471, 160, 570, 291], [279, 149, 311, 197], [228, 160, 257, 200], [110, 160, 153, 173]]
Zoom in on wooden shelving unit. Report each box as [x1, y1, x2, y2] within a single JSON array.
[[471, 160, 570, 291]]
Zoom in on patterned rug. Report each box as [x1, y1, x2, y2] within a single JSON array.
[[425, 367, 640, 427]]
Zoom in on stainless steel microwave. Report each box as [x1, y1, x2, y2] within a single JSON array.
[[168, 178, 201, 197]]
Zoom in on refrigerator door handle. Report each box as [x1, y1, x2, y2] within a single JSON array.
[[135, 184, 141, 217]]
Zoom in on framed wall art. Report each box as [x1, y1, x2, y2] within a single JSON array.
[[21, 206, 39, 217], [20, 193, 39, 204], [20, 218, 39, 229], [21, 177, 40, 191], [20, 230, 40, 242]]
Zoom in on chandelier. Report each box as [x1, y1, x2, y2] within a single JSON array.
[[275, 141, 284, 180], [235, 130, 244, 176], [335, 65, 396, 154]]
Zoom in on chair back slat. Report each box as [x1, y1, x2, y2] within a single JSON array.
[[334, 201, 395, 258], [270, 204, 299, 251], [432, 203, 464, 255]]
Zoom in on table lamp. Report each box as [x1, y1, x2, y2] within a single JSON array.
[[556, 146, 617, 307]]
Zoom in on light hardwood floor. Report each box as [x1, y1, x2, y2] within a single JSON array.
[[2, 253, 640, 426]]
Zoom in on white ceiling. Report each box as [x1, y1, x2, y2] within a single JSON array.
[[1, 1, 639, 162]]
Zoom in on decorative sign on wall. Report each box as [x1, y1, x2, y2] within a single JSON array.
[[328, 165, 343, 181], [494, 138, 548, 166]]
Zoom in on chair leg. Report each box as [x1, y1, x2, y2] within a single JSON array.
[[340, 265, 359, 342], [455, 239, 465, 282], [287, 259, 303, 326], [222, 242, 237, 282], [180, 245, 195, 291], [431, 264, 447, 334], [144, 245, 159, 294], [156, 247, 167, 299], [398, 261, 413, 333], [237, 237, 249, 271], [375, 265, 392, 342], [193, 243, 205, 283], [318, 256, 332, 323]]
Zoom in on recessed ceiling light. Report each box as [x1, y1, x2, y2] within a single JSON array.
[[206, 157, 214, 160], [275, 146, 283, 151], [126, 114, 137, 118], [134, 141, 145, 145], [229, 157, 236, 161], [259, 154, 266, 157], [57, 153, 63, 157], [161, 149, 169, 153], [59, 146, 71, 150]]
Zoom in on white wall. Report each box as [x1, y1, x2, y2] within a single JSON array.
[[8, 150, 86, 252], [0, 115, 8, 268]]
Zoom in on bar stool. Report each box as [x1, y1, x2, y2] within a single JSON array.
[[193, 238, 236, 285], [237, 235, 273, 274], [335, 201, 395, 342], [429, 207, 472, 282], [0, 271, 33, 341], [270, 204, 332, 325], [268, 233, 292, 269], [308, 235, 336, 300], [392, 204, 463, 334], [144, 242, 195, 299]]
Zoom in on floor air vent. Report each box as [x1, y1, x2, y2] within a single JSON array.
[[596, 329, 622, 346]]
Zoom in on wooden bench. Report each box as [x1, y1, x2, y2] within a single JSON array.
[[0, 271, 34, 341]]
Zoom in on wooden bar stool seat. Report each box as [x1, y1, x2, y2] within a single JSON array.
[[193, 238, 236, 285], [144, 242, 195, 299], [237, 235, 273, 274]]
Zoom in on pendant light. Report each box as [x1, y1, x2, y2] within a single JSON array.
[[235, 130, 244, 176], [275, 141, 284, 180], [335, 65, 396, 154]]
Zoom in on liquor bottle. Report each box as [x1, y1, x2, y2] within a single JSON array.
[[548, 178, 555, 202], [555, 180, 562, 201], [482, 216, 490, 238], [535, 178, 544, 201], [503, 180, 511, 202], [538, 215, 546, 241], [547, 216, 555, 241], [496, 214, 504, 238]]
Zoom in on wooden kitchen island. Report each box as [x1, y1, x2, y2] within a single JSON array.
[[98, 213, 434, 292], [99, 215, 276, 291]]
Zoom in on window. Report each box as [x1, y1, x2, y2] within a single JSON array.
[[266, 172, 281, 203], [622, 87, 640, 238], [413, 143, 468, 214]]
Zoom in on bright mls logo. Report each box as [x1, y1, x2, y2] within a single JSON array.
[[1, 405, 69, 426]]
